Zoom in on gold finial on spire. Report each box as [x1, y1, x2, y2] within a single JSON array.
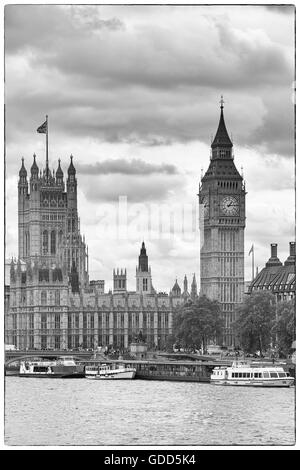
[[220, 95, 224, 109]]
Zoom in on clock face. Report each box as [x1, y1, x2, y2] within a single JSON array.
[[221, 196, 239, 216], [201, 196, 209, 217]]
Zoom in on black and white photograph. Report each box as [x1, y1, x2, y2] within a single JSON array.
[[3, 2, 296, 449]]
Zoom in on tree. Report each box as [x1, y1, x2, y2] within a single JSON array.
[[172, 296, 223, 353], [234, 291, 276, 355], [272, 299, 295, 357]]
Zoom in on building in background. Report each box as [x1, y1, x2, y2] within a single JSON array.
[[199, 100, 246, 347], [247, 242, 295, 301], [5, 155, 197, 351]]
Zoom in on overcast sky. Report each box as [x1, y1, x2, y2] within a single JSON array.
[[4, 4, 295, 292]]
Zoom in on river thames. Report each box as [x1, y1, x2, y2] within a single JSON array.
[[5, 377, 295, 446]]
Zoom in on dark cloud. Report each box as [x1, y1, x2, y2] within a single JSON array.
[[264, 5, 295, 15], [247, 93, 295, 157], [81, 173, 184, 203], [5, 5, 125, 53], [76, 158, 179, 176], [5, 5, 295, 158]]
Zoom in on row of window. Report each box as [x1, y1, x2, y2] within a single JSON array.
[[42, 214, 64, 221], [67, 312, 169, 329], [10, 290, 61, 306], [42, 230, 63, 255], [217, 181, 238, 189], [231, 372, 286, 379], [10, 333, 170, 350]]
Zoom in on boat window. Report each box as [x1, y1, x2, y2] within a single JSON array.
[[33, 366, 48, 372], [278, 372, 286, 378], [263, 372, 269, 378], [270, 372, 278, 378]]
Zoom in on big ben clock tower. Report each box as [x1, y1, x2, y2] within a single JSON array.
[[199, 98, 246, 347]]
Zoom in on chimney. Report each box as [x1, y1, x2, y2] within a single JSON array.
[[271, 243, 278, 258], [266, 243, 282, 268], [284, 241, 296, 266]]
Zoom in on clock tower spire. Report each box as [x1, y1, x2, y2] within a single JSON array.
[[199, 98, 246, 347]]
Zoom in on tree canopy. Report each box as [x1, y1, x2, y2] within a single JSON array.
[[272, 298, 295, 357], [172, 295, 223, 353], [234, 291, 276, 355]]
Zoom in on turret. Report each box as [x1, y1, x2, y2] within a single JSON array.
[[171, 279, 181, 297], [30, 154, 39, 180], [69, 260, 79, 293], [138, 241, 148, 272], [183, 275, 188, 294], [56, 159, 64, 186], [191, 273, 198, 300], [18, 158, 28, 193], [10, 259, 16, 284], [136, 241, 153, 294], [67, 155, 77, 209], [113, 268, 127, 293]]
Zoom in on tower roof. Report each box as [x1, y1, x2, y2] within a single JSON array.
[[172, 279, 181, 293], [211, 98, 233, 149], [68, 155, 76, 175], [19, 158, 27, 177], [30, 154, 39, 174], [140, 241, 146, 255], [56, 159, 63, 177], [138, 241, 148, 272]]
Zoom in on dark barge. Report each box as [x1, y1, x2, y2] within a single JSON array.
[[81, 359, 222, 382]]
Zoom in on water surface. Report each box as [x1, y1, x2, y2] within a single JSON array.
[[5, 377, 295, 446]]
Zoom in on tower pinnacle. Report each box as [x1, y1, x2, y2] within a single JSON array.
[[220, 95, 224, 109], [211, 98, 233, 150]]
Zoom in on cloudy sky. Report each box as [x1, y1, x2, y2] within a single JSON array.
[[4, 4, 295, 292]]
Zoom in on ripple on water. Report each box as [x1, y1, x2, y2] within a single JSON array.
[[4, 378, 295, 446]]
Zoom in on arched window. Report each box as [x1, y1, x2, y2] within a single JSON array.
[[51, 230, 56, 254], [58, 230, 63, 246], [55, 290, 60, 306], [25, 232, 30, 256], [42, 230, 48, 254], [41, 291, 47, 305]]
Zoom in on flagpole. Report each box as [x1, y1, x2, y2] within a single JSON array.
[[46, 115, 49, 174], [252, 245, 255, 281]]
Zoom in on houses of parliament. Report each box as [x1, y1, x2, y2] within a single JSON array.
[[5, 102, 247, 350]]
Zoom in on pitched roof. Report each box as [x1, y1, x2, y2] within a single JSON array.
[[211, 107, 233, 149]]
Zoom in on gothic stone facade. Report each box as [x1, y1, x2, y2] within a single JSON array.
[[199, 102, 246, 347], [6, 156, 196, 351]]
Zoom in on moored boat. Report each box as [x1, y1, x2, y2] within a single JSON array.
[[85, 363, 136, 380], [210, 361, 294, 387], [19, 356, 85, 378]]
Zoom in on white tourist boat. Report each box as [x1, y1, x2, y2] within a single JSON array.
[[19, 357, 85, 378], [85, 363, 136, 380], [210, 362, 294, 387]]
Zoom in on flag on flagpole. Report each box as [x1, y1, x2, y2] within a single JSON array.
[[248, 244, 254, 256], [37, 120, 47, 134]]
